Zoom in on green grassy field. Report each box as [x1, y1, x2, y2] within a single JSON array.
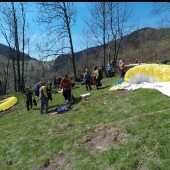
[[0, 77, 170, 170]]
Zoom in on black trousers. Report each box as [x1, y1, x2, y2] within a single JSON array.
[[26, 99, 32, 110], [95, 78, 101, 90], [120, 69, 125, 78], [63, 89, 71, 100], [85, 80, 92, 90]]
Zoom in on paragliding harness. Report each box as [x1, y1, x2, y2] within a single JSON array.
[[34, 83, 41, 97]]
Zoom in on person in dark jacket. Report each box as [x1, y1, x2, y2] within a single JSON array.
[[84, 69, 92, 90], [24, 86, 35, 111], [57, 77, 62, 90], [48, 79, 52, 89]]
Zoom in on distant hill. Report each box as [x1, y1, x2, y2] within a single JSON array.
[[0, 43, 37, 61], [53, 27, 170, 76], [1, 27, 170, 78]]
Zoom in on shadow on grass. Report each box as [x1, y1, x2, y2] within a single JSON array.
[[99, 85, 110, 90]]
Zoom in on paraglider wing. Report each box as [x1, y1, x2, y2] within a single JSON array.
[[109, 64, 170, 97]]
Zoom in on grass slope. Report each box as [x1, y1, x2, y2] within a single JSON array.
[[0, 77, 170, 170]]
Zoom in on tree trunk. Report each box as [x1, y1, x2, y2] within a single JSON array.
[[63, 2, 77, 80], [12, 2, 21, 91]]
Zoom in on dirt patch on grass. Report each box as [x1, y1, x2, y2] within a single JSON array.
[[0, 108, 16, 117], [75, 127, 125, 153], [38, 126, 125, 170], [37, 151, 67, 170], [91, 129, 121, 152], [86, 129, 120, 152]]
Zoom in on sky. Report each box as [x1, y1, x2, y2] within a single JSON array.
[[0, 2, 164, 60], [72, 2, 158, 50], [71, 2, 159, 53]]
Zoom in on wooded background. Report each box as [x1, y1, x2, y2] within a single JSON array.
[[0, 2, 170, 96]]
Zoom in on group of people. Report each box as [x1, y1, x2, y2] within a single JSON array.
[[24, 58, 129, 114], [24, 75, 74, 114], [107, 59, 126, 78], [83, 66, 103, 91], [82, 60, 127, 92], [24, 81, 51, 114], [53, 77, 62, 90], [107, 60, 115, 77]]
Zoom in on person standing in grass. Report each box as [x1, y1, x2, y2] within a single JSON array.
[[48, 79, 52, 89], [93, 66, 101, 90], [39, 82, 49, 114], [107, 61, 112, 77], [57, 76, 62, 90], [24, 86, 35, 111], [91, 69, 95, 88], [119, 59, 126, 78], [84, 69, 92, 91], [60, 75, 73, 103]]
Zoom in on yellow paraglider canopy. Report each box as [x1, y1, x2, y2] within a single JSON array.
[[0, 96, 17, 111], [109, 64, 170, 97]]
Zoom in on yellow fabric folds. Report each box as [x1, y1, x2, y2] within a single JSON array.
[[0, 96, 17, 111], [125, 64, 170, 83], [109, 64, 170, 91]]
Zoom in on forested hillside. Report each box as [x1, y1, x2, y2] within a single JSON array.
[[0, 44, 36, 61], [0, 27, 170, 95], [53, 27, 170, 76]]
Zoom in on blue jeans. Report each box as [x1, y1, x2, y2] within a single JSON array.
[[40, 97, 48, 114]]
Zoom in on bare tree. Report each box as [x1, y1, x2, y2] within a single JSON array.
[[107, 2, 132, 67], [0, 3, 17, 93], [79, 28, 92, 68], [0, 56, 10, 95], [20, 2, 26, 91], [85, 2, 109, 71], [11, 2, 22, 91], [152, 2, 170, 27], [36, 2, 77, 80], [0, 2, 30, 92]]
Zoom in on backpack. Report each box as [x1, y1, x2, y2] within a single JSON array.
[[34, 82, 41, 97], [98, 68, 103, 80]]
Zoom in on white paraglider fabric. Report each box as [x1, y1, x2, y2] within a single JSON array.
[[122, 82, 170, 97], [109, 64, 170, 97]]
